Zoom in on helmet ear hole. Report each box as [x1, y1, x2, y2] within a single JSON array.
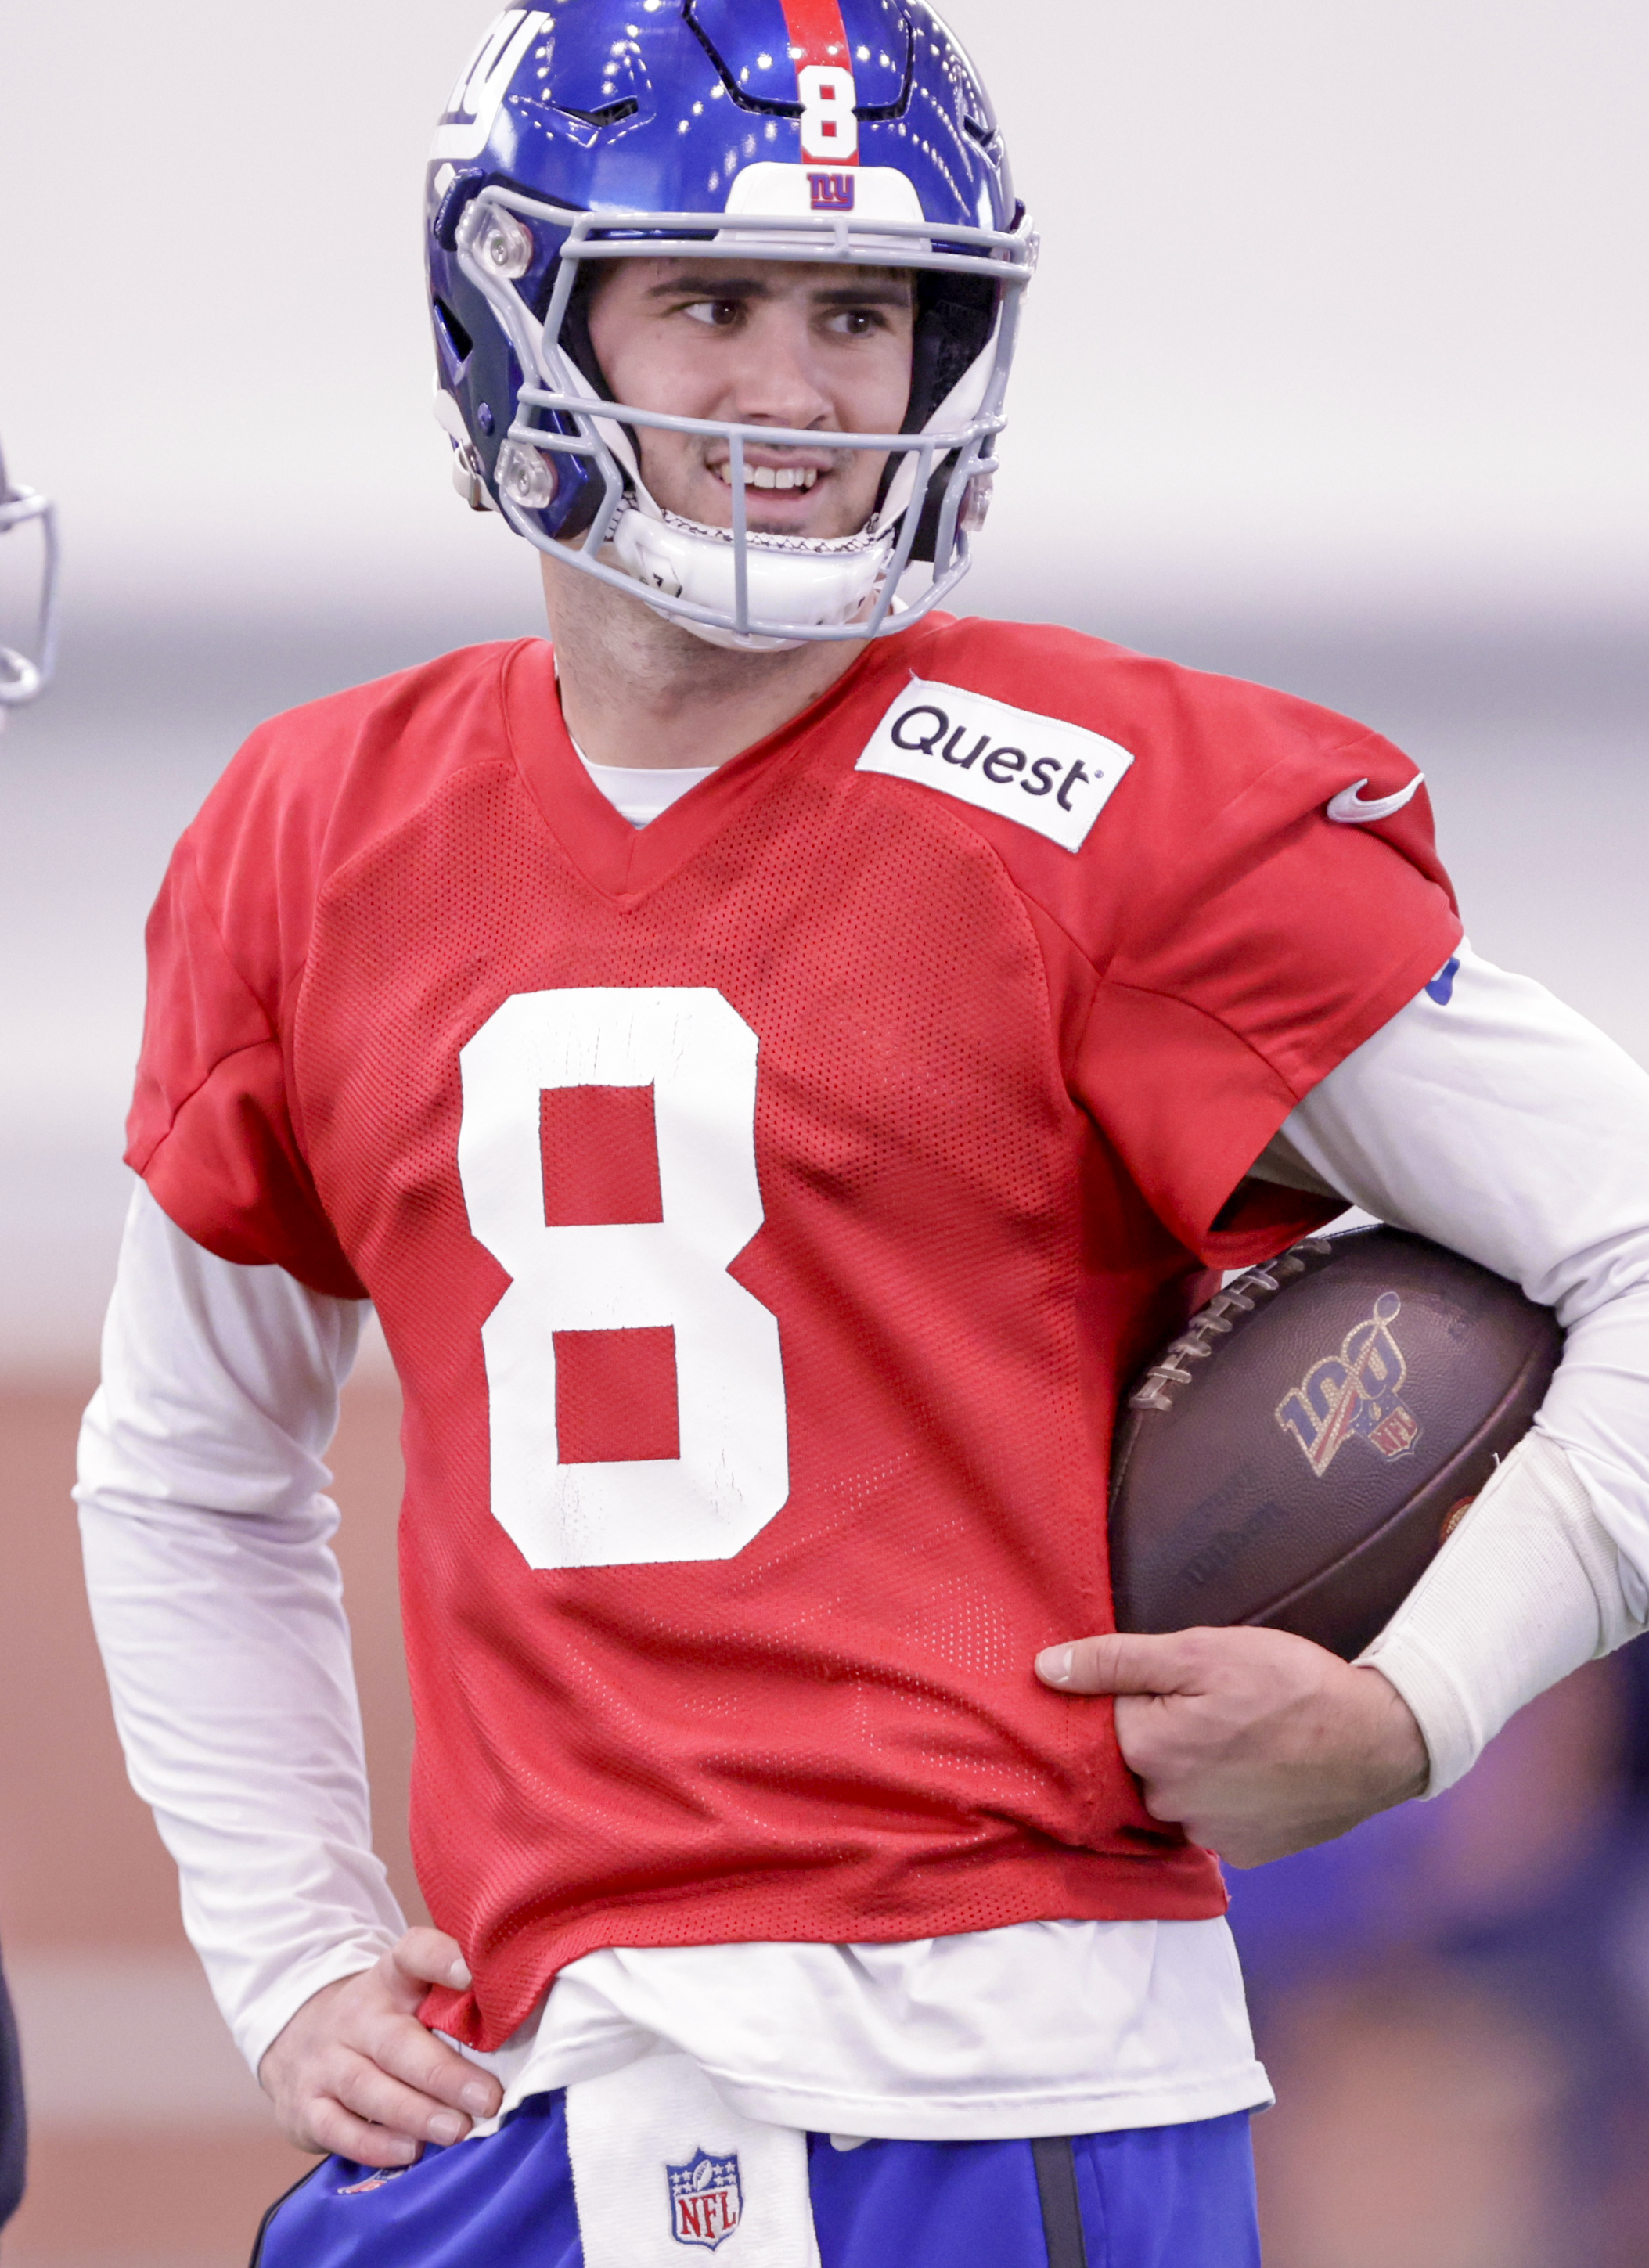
[[432, 298, 475, 385]]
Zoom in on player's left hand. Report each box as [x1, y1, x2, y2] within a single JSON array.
[[257, 1927, 503, 2168], [1034, 1625, 1428, 1867]]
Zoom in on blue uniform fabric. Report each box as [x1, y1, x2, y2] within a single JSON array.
[[251, 2095, 1258, 2268], [0, 1946, 25, 2230]]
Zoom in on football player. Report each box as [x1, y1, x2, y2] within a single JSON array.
[[75, 4, 1649, 2263], [0, 426, 57, 2240]]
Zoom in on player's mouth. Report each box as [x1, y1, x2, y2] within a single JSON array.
[[707, 453, 831, 497], [686, 445, 873, 539]]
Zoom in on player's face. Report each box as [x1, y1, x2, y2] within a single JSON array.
[[585, 258, 915, 542]]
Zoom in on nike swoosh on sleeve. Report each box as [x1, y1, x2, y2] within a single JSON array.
[[1326, 773, 1426, 824]]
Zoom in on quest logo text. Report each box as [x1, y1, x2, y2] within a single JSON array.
[[855, 678, 1136, 851]]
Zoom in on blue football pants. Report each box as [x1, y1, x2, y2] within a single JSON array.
[[252, 2093, 1259, 2267]]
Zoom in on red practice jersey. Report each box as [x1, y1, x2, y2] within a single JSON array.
[[128, 615, 1461, 2049]]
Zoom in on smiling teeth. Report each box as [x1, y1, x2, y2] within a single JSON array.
[[718, 464, 819, 491]]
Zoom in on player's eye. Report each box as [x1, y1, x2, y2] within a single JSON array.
[[824, 308, 888, 338], [682, 299, 743, 329]]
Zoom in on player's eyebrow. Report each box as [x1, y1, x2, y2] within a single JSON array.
[[643, 272, 913, 307], [810, 281, 913, 308], [643, 274, 771, 304]]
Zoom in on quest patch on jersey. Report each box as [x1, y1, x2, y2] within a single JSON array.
[[855, 679, 1136, 851]]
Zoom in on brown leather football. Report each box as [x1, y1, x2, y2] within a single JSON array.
[[1107, 1226, 1564, 1660]]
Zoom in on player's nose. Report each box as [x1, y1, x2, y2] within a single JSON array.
[[725, 305, 836, 432]]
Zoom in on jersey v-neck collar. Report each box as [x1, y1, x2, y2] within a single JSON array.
[[499, 625, 945, 903]]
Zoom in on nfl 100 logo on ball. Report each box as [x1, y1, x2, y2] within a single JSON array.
[[1274, 1291, 1422, 1474], [666, 2149, 743, 2249]]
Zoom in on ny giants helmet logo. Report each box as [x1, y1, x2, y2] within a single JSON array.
[[807, 171, 855, 210], [1275, 1292, 1421, 1475], [432, 10, 552, 164], [666, 2149, 743, 2250]]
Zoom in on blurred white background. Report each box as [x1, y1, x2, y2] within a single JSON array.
[[0, 0, 1645, 1370], [5, 0, 1647, 611], [0, 9, 1645, 2258]]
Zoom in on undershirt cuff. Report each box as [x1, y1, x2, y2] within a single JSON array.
[[1358, 1430, 1646, 1795]]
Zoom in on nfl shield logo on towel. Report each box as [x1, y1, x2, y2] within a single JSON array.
[[666, 2149, 743, 2249]]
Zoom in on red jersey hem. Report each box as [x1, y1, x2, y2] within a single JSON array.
[[421, 1845, 1228, 2050]]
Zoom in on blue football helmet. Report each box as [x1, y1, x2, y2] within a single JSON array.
[[0, 437, 58, 709], [424, 0, 1034, 649]]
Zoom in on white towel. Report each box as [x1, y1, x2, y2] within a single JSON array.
[[565, 2049, 823, 2265]]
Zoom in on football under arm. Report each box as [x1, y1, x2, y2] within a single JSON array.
[[1251, 941, 1649, 1794], [75, 1183, 406, 2075]]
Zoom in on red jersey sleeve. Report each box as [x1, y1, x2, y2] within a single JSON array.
[[920, 622, 1464, 1269], [126, 832, 365, 1297], [1078, 725, 1459, 1265], [124, 644, 519, 1297]]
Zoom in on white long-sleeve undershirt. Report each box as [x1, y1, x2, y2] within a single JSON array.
[[1254, 945, 1649, 1787], [74, 1213, 405, 2053], [76, 942, 1649, 2131]]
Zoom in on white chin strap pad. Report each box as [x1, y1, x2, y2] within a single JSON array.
[[608, 509, 891, 643]]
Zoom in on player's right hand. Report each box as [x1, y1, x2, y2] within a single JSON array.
[[1034, 1624, 1428, 1867], [257, 1926, 504, 2167]]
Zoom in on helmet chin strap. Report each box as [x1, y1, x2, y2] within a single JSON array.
[[608, 507, 895, 653]]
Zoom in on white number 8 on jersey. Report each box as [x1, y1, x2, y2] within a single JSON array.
[[459, 988, 790, 1571]]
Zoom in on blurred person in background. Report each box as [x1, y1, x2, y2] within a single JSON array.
[[69, 3, 1649, 2263], [1228, 1645, 1649, 2267], [0, 430, 61, 2240]]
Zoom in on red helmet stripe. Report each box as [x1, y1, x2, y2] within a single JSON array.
[[779, 0, 855, 73], [779, 0, 861, 164]]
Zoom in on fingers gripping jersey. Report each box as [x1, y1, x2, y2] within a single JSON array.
[[127, 617, 1460, 2050]]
